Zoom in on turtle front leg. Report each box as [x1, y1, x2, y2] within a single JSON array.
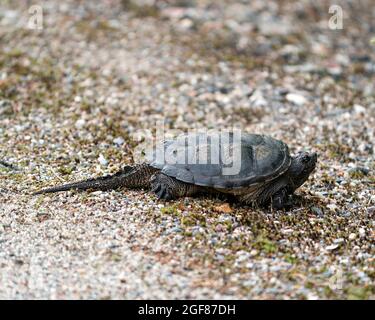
[[150, 173, 199, 200], [271, 188, 292, 210]]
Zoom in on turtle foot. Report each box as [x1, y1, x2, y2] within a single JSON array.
[[150, 173, 176, 200]]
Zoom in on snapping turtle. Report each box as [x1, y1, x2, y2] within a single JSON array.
[[34, 133, 317, 209]]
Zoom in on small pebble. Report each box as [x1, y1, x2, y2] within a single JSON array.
[[113, 137, 125, 146], [348, 233, 356, 240], [286, 93, 307, 106], [98, 154, 108, 166], [326, 244, 340, 251]]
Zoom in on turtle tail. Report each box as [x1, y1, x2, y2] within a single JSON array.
[[33, 164, 158, 195]]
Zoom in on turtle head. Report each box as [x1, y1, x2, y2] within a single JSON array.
[[288, 152, 317, 190]]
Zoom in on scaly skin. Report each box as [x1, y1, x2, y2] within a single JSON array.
[[150, 173, 202, 200], [33, 164, 158, 194]]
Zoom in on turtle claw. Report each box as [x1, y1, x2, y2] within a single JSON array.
[[151, 184, 161, 193], [271, 188, 293, 210], [154, 185, 173, 200], [151, 174, 174, 200]]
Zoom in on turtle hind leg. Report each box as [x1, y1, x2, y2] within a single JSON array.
[[150, 173, 199, 200]]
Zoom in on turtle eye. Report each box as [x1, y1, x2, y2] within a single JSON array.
[[302, 154, 310, 163]]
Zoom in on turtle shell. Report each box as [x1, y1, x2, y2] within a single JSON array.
[[149, 132, 291, 189]]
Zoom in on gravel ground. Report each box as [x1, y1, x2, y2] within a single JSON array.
[[0, 0, 374, 299]]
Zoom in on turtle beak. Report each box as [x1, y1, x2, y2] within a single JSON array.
[[311, 152, 318, 163], [308, 152, 318, 171]]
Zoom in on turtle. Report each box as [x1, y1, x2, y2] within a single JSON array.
[[34, 132, 317, 209]]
